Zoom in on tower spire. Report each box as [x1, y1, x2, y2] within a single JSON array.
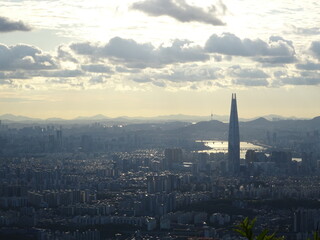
[[228, 93, 240, 175]]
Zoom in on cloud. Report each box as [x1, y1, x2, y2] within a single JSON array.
[[81, 64, 113, 73], [131, 0, 226, 26], [102, 37, 154, 67], [46, 78, 84, 89], [154, 65, 221, 82], [0, 44, 57, 71], [47, 78, 70, 84], [255, 56, 296, 64], [279, 76, 320, 86], [227, 66, 269, 87], [152, 80, 166, 87], [0, 79, 13, 85], [115, 66, 140, 73], [70, 42, 96, 55], [212, 54, 223, 62], [273, 70, 320, 86], [273, 71, 287, 78], [57, 45, 78, 63], [232, 78, 269, 87], [89, 75, 109, 85], [40, 69, 83, 78], [228, 65, 269, 78], [291, 25, 320, 35], [132, 77, 153, 83], [0, 16, 31, 32], [205, 33, 295, 63], [310, 41, 320, 60], [296, 61, 320, 70], [70, 37, 209, 68], [0, 71, 29, 80]]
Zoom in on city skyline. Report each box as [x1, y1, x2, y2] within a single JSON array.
[[0, 1, 320, 118]]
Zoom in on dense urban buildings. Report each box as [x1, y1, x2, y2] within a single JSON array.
[[0, 96, 320, 239]]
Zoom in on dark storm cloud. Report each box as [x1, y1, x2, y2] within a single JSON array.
[[70, 37, 209, 68], [0, 16, 31, 32], [205, 33, 295, 63], [81, 64, 113, 73], [0, 44, 57, 70], [310, 41, 320, 60], [131, 0, 226, 25]]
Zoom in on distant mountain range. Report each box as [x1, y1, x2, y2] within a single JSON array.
[[166, 116, 320, 141], [0, 113, 311, 124], [1, 114, 319, 142]]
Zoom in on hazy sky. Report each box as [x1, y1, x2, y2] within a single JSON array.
[[0, 0, 320, 119]]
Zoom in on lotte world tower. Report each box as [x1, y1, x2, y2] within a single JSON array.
[[228, 93, 240, 175]]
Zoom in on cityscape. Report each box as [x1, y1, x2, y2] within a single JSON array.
[[1, 0, 320, 240], [0, 94, 320, 240]]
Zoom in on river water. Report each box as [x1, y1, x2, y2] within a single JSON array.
[[196, 140, 265, 159], [196, 140, 302, 161]]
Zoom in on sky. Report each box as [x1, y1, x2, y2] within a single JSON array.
[[0, 0, 320, 119]]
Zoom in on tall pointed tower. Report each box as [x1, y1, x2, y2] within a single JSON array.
[[228, 93, 240, 175]]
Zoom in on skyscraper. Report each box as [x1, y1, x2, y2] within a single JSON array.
[[228, 93, 240, 175]]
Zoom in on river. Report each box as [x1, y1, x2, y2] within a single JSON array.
[[196, 140, 265, 159]]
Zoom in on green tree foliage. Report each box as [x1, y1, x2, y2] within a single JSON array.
[[308, 231, 320, 240], [234, 218, 320, 240], [234, 218, 284, 240]]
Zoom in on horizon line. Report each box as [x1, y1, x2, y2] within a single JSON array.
[[0, 113, 316, 122]]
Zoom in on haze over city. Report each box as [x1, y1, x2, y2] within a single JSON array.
[[0, 0, 320, 119], [1, 3, 320, 239]]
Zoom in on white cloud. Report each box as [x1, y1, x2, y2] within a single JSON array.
[[290, 25, 320, 35], [0, 44, 57, 71], [0, 16, 31, 32], [205, 33, 296, 63], [296, 61, 320, 70], [156, 65, 220, 82], [228, 65, 269, 79], [310, 41, 320, 60], [131, 0, 226, 26], [89, 75, 109, 85], [232, 78, 269, 87], [81, 64, 113, 73], [70, 37, 209, 68], [40, 69, 83, 78], [279, 76, 320, 86]]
